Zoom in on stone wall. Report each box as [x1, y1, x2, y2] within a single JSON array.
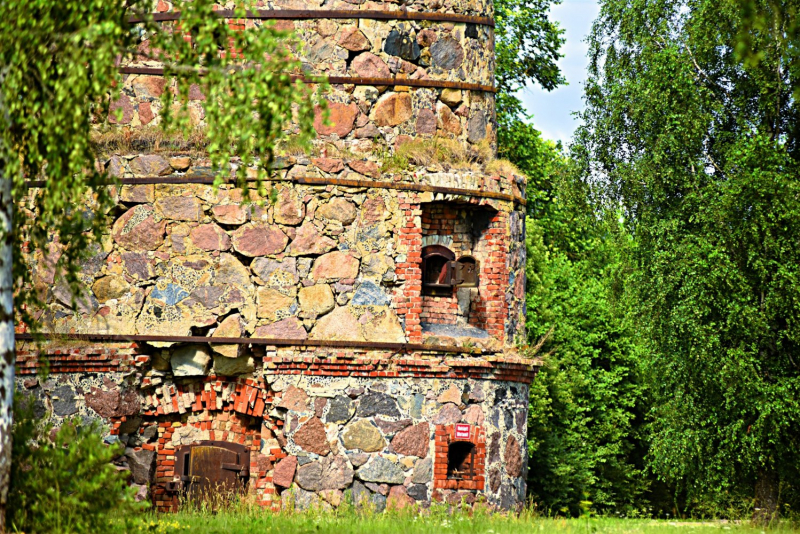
[[130, 18, 495, 84], [15, 0, 537, 514], [15, 341, 533, 511], [26, 158, 524, 350], [113, 76, 496, 155], [152, 0, 493, 17], [116, 4, 497, 151]]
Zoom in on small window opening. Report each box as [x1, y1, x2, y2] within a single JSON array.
[[422, 245, 456, 296], [454, 256, 479, 287], [447, 441, 475, 480]]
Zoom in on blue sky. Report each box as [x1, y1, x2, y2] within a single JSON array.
[[516, 0, 600, 145]]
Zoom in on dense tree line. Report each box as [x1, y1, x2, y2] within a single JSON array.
[[499, 0, 800, 521]]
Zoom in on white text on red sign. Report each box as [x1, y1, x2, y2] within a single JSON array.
[[455, 424, 471, 439]]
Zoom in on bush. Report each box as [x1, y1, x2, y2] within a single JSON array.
[[7, 393, 143, 533], [525, 218, 649, 516]]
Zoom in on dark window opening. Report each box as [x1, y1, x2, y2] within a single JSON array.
[[447, 441, 475, 480], [422, 245, 456, 296]]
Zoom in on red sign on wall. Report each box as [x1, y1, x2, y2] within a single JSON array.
[[455, 424, 471, 440]]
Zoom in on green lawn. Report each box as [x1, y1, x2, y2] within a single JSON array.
[[116, 506, 800, 534]]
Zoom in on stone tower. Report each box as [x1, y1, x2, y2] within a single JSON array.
[[15, 0, 534, 512]]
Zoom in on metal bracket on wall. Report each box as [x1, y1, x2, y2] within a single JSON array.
[[24, 175, 527, 206], [15, 332, 490, 355]]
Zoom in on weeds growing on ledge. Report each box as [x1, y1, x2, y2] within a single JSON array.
[[91, 126, 210, 159]]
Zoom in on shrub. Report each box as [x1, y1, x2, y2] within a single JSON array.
[[7, 393, 144, 533]]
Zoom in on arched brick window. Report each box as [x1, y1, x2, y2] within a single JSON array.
[[422, 244, 456, 296]]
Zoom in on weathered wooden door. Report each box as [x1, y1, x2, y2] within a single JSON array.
[[175, 441, 249, 507]]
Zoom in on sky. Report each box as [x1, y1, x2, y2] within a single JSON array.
[[517, 0, 601, 145]]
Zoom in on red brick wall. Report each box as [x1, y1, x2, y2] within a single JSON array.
[[143, 377, 292, 512], [395, 195, 511, 342], [421, 204, 475, 254], [414, 203, 508, 338], [15, 341, 139, 375], [394, 194, 424, 343], [433, 424, 486, 492], [16, 343, 538, 384], [468, 209, 508, 338]]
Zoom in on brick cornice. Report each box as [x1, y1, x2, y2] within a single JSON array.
[[15, 341, 539, 383]]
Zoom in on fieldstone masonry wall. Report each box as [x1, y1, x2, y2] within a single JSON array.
[[16, 342, 533, 511], [24, 175, 521, 349], [15, 0, 537, 514]]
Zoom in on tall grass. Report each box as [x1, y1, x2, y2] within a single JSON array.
[[111, 496, 800, 534]]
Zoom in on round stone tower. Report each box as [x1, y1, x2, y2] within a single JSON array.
[[15, 0, 534, 512]]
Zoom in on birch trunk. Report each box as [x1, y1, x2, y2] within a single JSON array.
[[0, 169, 14, 533]]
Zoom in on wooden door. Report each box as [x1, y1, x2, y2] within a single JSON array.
[[176, 441, 249, 507]]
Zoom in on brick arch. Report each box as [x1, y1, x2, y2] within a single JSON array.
[[135, 377, 286, 511]]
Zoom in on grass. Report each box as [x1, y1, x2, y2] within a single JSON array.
[[381, 137, 492, 174], [110, 499, 800, 534], [275, 135, 321, 158], [380, 136, 518, 176], [91, 126, 210, 159], [485, 157, 521, 177]]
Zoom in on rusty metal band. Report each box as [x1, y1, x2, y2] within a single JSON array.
[[15, 333, 489, 355], [118, 66, 497, 93], [127, 9, 494, 27], [281, 176, 525, 205], [25, 175, 526, 206]]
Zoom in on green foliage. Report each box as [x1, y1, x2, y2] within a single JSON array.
[[499, 115, 648, 515], [492, 8, 649, 509], [732, 0, 799, 102], [8, 394, 142, 533], [0, 0, 318, 319], [525, 205, 648, 516], [575, 0, 800, 510]]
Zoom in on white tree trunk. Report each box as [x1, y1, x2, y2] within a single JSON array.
[[0, 171, 14, 532]]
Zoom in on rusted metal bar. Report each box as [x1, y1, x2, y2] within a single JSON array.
[[15, 332, 489, 354], [118, 67, 497, 93], [284, 176, 525, 205], [25, 175, 527, 206], [127, 9, 494, 27], [326, 76, 495, 93]]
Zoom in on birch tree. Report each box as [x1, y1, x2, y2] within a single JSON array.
[[575, 0, 800, 521]]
